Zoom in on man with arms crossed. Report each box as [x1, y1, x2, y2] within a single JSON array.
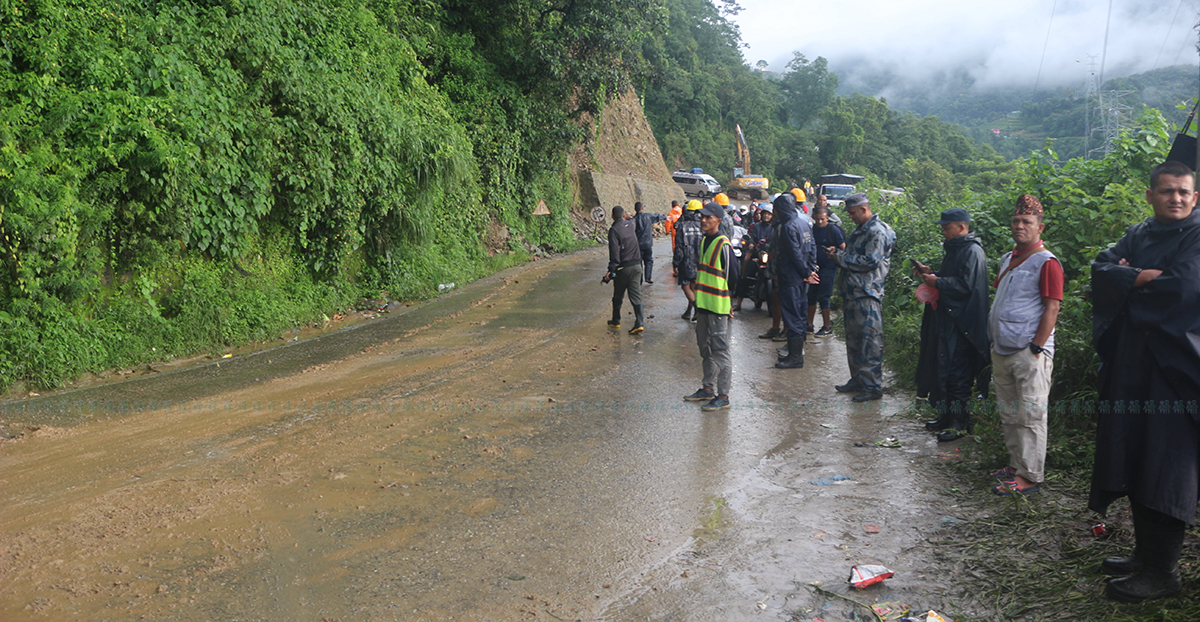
[[1090, 161, 1200, 602]]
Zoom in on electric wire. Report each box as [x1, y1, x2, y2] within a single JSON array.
[[1153, 0, 1187, 70], [1033, 0, 1058, 92]]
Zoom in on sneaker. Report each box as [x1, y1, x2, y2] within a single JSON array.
[[628, 325, 644, 335], [806, 325, 815, 334], [684, 388, 715, 402], [771, 333, 788, 342], [758, 327, 781, 339], [816, 326, 834, 336], [701, 396, 730, 411]]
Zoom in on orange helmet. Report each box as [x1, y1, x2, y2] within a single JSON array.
[[790, 187, 807, 203], [713, 193, 730, 206]]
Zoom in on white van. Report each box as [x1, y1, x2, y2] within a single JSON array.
[[672, 169, 722, 198]]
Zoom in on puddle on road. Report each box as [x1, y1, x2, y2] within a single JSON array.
[[1, 243, 977, 621]]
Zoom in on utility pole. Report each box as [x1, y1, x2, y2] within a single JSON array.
[[1083, 55, 1099, 159], [1195, 11, 1199, 171]]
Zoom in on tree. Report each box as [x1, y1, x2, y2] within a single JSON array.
[[779, 53, 838, 129]]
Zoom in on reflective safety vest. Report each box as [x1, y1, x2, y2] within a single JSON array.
[[695, 235, 731, 315]]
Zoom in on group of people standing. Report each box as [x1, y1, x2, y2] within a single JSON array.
[[910, 161, 1200, 604], [605, 188, 898, 411], [606, 161, 1200, 603]]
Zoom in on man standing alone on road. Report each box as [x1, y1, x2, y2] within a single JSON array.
[[1090, 160, 1200, 603], [986, 194, 1061, 495], [913, 208, 990, 442], [633, 202, 667, 284], [826, 193, 895, 402], [683, 202, 735, 412], [604, 205, 644, 334]]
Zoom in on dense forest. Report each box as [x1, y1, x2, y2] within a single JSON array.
[[0, 0, 663, 390]]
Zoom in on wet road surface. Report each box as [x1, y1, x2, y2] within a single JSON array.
[[1, 240, 974, 621]]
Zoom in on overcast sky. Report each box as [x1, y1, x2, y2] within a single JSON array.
[[732, 0, 1199, 91]]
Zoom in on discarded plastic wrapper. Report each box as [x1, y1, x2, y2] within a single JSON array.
[[925, 611, 949, 622], [871, 601, 910, 620], [1092, 523, 1107, 536], [848, 563, 894, 589]]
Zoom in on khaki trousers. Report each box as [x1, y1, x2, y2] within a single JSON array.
[[992, 347, 1053, 483]]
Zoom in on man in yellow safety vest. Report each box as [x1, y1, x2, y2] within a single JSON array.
[[682, 201, 735, 411]]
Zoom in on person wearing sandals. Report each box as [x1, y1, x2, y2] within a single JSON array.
[[682, 202, 735, 412], [987, 195, 1062, 495]]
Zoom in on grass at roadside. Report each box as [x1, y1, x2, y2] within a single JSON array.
[[901, 400, 1200, 621]]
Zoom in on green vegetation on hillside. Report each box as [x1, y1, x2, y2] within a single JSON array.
[[0, 0, 665, 392]]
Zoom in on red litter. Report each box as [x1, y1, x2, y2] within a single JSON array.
[[848, 564, 894, 589], [1092, 523, 1107, 536]]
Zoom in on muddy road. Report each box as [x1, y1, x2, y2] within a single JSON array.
[[1, 242, 975, 621]]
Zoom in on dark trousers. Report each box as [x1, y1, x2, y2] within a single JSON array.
[[640, 245, 653, 282], [778, 280, 809, 337], [613, 264, 643, 306]]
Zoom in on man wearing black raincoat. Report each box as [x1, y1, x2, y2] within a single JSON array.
[[912, 208, 990, 442], [769, 192, 818, 369], [1089, 160, 1200, 603]]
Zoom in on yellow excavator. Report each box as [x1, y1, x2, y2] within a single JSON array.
[[727, 124, 770, 201]]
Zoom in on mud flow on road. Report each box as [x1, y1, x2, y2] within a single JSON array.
[[1, 240, 977, 621]]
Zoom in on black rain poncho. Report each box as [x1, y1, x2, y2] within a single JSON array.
[[1089, 210, 1200, 524], [915, 234, 990, 400]]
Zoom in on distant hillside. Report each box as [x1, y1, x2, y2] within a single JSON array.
[[838, 65, 1197, 160]]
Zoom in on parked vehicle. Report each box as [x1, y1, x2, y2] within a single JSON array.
[[817, 173, 864, 207], [672, 169, 722, 198]]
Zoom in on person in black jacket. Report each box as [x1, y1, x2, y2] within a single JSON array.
[[604, 206, 644, 334], [1089, 161, 1200, 603], [633, 202, 668, 283], [912, 208, 990, 441], [769, 193, 819, 369]]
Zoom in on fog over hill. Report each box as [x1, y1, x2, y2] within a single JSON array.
[[734, 0, 1197, 96]]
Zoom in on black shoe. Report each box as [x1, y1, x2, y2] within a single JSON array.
[[1107, 519, 1185, 602], [645, 279, 654, 284], [815, 326, 833, 336], [629, 305, 644, 334], [628, 325, 644, 334], [924, 418, 951, 431], [681, 304, 694, 321], [835, 380, 864, 393], [701, 396, 730, 411], [1101, 555, 1143, 576], [936, 427, 968, 442], [775, 335, 805, 369], [684, 388, 715, 402], [758, 327, 781, 339], [852, 390, 883, 402], [607, 320, 621, 328]]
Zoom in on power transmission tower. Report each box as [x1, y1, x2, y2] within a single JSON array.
[[1090, 90, 1136, 159]]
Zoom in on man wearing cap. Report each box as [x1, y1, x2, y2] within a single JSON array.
[[825, 193, 896, 402], [1089, 160, 1200, 602], [913, 208, 990, 441], [604, 205, 645, 334], [770, 192, 819, 369], [683, 201, 736, 411], [633, 202, 668, 284], [673, 199, 705, 321], [986, 194, 1062, 495]]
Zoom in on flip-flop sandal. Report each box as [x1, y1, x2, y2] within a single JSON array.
[[990, 466, 1017, 478], [993, 480, 1040, 496]]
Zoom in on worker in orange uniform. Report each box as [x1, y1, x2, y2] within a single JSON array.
[[665, 200, 683, 252]]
